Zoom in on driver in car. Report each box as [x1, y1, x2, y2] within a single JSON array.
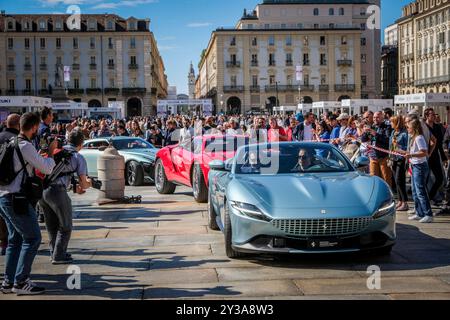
[[292, 149, 316, 172]]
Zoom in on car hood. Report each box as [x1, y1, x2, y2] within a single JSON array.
[[120, 148, 157, 159], [233, 172, 375, 210]]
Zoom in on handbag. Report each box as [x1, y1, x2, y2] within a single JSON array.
[[15, 137, 44, 203]]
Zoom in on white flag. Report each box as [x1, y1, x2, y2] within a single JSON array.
[[296, 65, 303, 82], [64, 66, 71, 82]]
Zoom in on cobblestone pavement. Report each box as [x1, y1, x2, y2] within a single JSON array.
[[1, 186, 450, 300]]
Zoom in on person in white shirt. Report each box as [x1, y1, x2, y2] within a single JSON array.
[[399, 119, 434, 223]]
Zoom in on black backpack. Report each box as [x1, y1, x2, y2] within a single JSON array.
[[0, 139, 19, 186]]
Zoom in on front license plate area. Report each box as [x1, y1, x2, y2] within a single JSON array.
[[307, 239, 341, 249]]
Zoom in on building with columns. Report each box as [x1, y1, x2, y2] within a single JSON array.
[[397, 0, 450, 95], [0, 12, 168, 116], [196, 0, 381, 115]]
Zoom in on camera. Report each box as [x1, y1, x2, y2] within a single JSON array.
[[71, 177, 102, 194], [91, 178, 102, 190], [40, 133, 65, 151]]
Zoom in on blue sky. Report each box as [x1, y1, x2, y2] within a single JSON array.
[[1, 0, 411, 94]]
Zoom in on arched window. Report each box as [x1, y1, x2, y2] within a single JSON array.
[[329, 8, 334, 16], [339, 8, 345, 16], [313, 8, 319, 16], [7, 21, 14, 30]]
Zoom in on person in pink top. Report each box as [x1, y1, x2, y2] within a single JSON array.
[[268, 117, 288, 143]]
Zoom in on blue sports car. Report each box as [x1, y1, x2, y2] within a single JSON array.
[[80, 137, 158, 186], [207, 142, 396, 258]]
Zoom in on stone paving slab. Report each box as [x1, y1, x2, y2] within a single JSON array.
[[2, 186, 450, 300], [294, 277, 450, 295], [144, 280, 302, 300]]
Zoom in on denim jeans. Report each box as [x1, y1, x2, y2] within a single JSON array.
[[411, 162, 433, 218], [0, 195, 42, 285], [39, 186, 73, 261]]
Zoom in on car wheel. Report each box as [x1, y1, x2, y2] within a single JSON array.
[[155, 159, 176, 194], [208, 192, 220, 231], [126, 161, 144, 186], [224, 200, 246, 259], [192, 164, 208, 203]]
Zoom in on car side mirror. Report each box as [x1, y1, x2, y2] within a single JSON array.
[[354, 156, 370, 169], [209, 160, 227, 172]]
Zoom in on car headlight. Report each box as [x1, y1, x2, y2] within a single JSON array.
[[373, 199, 396, 219], [230, 201, 272, 222]]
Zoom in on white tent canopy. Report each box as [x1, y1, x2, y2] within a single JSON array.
[[157, 99, 213, 117], [394, 93, 450, 106], [342, 99, 394, 115], [394, 93, 450, 123], [297, 103, 313, 113], [0, 96, 51, 109], [312, 101, 341, 115]]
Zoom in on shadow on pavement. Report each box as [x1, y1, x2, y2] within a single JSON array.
[[238, 223, 450, 272]]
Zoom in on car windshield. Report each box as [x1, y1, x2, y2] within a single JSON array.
[[235, 143, 353, 175], [203, 136, 249, 154], [112, 138, 155, 150]]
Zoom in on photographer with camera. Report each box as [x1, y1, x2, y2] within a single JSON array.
[[0, 112, 57, 296], [38, 128, 91, 265]]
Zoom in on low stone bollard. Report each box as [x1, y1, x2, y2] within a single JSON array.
[[97, 145, 125, 205]]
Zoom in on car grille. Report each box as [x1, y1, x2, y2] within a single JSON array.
[[271, 217, 373, 237]]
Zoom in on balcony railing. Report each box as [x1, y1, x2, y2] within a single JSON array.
[[303, 61, 310, 66], [414, 75, 450, 86], [7, 65, 15, 71], [285, 60, 293, 66], [72, 64, 80, 70], [265, 85, 301, 92], [38, 89, 49, 96], [40, 64, 47, 71], [335, 84, 356, 92], [122, 87, 147, 96], [68, 88, 85, 95], [299, 85, 315, 91], [251, 61, 258, 67], [86, 88, 102, 95], [337, 59, 352, 67], [104, 88, 120, 95], [226, 61, 241, 68], [6, 90, 18, 96], [319, 85, 329, 92], [269, 61, 276, 66], [24, 64, 32, 71], [108, 63, 115, 70], [89, 63, 97, 70], [22, 89, 34, 95], [129, 64, 139, 70], [223, 85, 245, 93], [250, 85, 260, 92]]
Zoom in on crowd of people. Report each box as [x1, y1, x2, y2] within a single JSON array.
[[1, 105, 450, 295]]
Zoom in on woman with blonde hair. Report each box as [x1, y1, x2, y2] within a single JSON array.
[[399, 119, 434, 223], [390, 116, 409, 211]]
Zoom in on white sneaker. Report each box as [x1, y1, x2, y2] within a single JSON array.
[[419, 216, 434, 223], [408, 214, 421, 221], [12, 279, 45, 296]]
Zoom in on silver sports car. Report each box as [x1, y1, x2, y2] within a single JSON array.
[[207, 142, 396, 258]]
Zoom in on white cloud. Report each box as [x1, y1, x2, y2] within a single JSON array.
[[40, 0, 86, 6], [187, 22, 212, 28], [158, 45, 178, 51], [91, 0, 158, 10]]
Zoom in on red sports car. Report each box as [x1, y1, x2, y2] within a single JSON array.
[[154, 134, 248, 203]]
